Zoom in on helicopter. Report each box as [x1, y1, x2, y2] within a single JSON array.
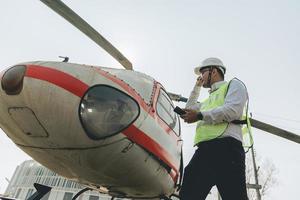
[[0, 0, 299, 200]]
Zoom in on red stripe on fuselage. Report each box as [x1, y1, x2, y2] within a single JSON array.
[[26, 65, 89, 97], [24, 64, 179, 182], [123, 125, 178, 181]]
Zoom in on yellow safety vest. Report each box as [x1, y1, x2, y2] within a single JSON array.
[[194, 79, 253, 149]]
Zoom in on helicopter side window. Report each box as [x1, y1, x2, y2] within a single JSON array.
[[156, 89, 180, 136], [79, 85, 140, 140]]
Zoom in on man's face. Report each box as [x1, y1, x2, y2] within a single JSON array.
[[199, 68, 211, 88]]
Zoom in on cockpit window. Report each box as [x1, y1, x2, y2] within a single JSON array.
[[156, 89, 180, 136], [79, 85, 140, 140]]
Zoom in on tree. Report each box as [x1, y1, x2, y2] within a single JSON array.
[[246, 148, 278, 200]]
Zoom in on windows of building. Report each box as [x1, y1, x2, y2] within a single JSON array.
[[57, 178, 61, 187], [25, 168, 31, 176], [6, 160, 108, 200], [25, 188, 34, 199], [89, 195, 100, 200], [15, 188, 21, 199], [66, 180, 72, 188], [63, 192, 73, 200], [62, 179, 66, 187]]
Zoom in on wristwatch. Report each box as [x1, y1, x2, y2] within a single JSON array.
[[197, 112, 203, 120]]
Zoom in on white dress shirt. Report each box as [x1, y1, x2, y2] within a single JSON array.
[[185, 79, 248, 143]]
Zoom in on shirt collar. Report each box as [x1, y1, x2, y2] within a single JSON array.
[[210, 80, 227, 93]]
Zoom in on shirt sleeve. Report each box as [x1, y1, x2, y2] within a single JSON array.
[[185, 84, 202, 110], [201, 79, 248, 124]]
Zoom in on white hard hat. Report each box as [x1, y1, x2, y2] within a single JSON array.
[[194, 57, 226, 75]]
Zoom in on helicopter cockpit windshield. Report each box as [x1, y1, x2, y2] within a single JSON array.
[[79, 85, 140, 140]]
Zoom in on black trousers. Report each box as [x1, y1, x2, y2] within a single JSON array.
[[179, 137, 248, 200]]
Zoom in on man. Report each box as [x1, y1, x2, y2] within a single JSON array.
[[179, 57, 249, 200]]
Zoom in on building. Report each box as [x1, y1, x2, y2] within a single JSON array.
[[4, 160, 112, 200]]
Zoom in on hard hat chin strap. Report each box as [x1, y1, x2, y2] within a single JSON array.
[[207, 67, 213, 88]]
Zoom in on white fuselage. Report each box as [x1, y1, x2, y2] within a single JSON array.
[[0, 61, 182, 199]]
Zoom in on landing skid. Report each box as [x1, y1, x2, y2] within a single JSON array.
[[25, 183, 181, 200]]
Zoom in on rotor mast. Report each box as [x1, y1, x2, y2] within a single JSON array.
[[41, 0, 133, 70]]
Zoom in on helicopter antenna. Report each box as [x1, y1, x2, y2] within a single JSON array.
[[59, 56, 69, 62], [40, 0, 133, 70]]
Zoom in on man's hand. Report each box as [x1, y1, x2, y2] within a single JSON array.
[[181, 109, 199, 123], [196, 75, 204, 87]]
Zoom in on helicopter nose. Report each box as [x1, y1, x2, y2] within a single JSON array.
[[1, 65, 26, 95]]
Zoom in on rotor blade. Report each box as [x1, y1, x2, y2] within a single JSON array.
[[250, 118, 300, 144], [40, 0, 133, 70]]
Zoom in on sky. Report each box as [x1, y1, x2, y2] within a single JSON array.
[[0, 0, 300, 199]]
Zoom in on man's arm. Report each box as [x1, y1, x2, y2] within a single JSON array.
[[201, 79, 248, 124], [185, 84, 201, 110], [185, 76, 203, 110]]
